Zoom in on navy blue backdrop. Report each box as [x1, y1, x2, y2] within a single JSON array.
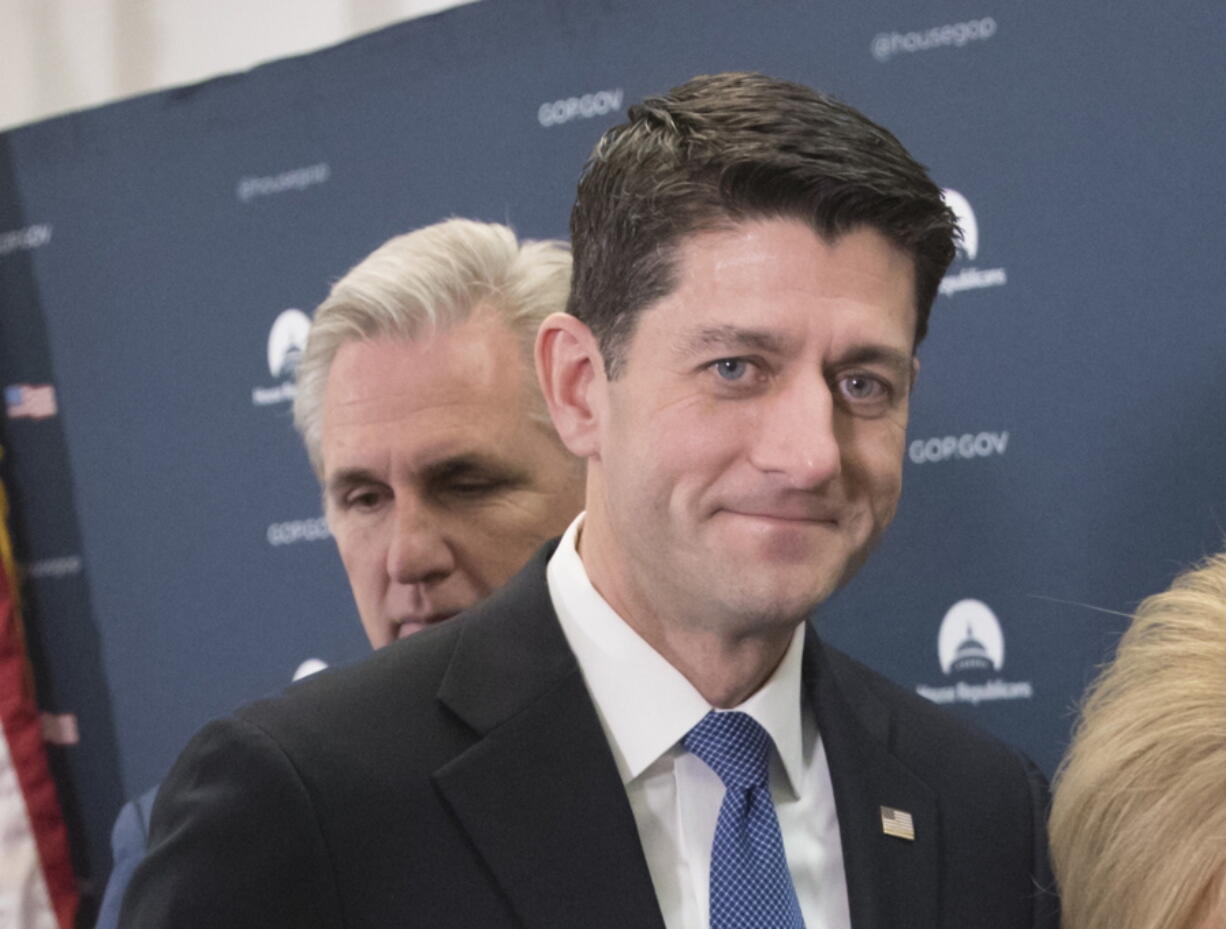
[[2, 0, 1224, 911]]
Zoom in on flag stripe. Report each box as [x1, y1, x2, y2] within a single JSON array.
[[0, 470, 77, 929]]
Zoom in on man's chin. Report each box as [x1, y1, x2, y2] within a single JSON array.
[[706, 570, 843, 628], [714, 513, 848, 566]]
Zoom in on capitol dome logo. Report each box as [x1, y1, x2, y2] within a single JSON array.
[[938, 188, 1007, 298], [267, 308, 310, 379], [916, 598, 1034, 707], [253, 308, 310, 407], [938, 599, 1003, 674], [942, 188, 978, 261], [292, 657, 329, 681]]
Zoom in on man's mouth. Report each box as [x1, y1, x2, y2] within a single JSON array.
[[394, 613, 458, 639], [722, 501, 842, 524]]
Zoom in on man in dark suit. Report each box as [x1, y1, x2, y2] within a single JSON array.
[[98, 218, 583, 927], [121, 73, 1058, 928]]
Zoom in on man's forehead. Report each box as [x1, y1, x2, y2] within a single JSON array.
[[645, 227, 916, 343], [320, 330, 538, 477], [323, 329, 533, 427], [676, 219, 913, 279]]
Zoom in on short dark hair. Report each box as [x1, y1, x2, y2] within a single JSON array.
[[567, 72, 957, 376]]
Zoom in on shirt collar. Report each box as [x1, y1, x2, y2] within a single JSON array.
[[547, 514, 808, 797]]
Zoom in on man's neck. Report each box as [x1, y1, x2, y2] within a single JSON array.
[[631, 621, 795, 708], [576, 521, 798, 708]]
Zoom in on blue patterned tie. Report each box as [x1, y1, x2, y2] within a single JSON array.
[[683, 710, 806, 929]]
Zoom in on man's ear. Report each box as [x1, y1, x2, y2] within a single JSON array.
[[535, 313, 606, 459]]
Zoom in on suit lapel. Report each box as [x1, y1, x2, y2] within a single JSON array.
[[432, 548, 667, 929], [806, 630, 940, 929]]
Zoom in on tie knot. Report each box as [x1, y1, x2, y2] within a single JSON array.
[[683, 710, 773, 791]]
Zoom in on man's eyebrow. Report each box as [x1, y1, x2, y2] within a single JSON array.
[[838, 344, 915, 377], [423, 454, 494, 480], [676, 325, 786, 356], [325, 456, 528, 497], [423, 454, 528, 485], [676, 327, 913, 374], [326, 467, 382, 496]]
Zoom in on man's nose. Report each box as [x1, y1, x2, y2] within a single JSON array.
[[386, 499, 456, 586], [748, 375, 842, 488]]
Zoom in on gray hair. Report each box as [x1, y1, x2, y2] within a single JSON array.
[[293, 218, 572, 476]]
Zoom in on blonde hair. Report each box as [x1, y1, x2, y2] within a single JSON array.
[[1050, 552, 1226, 929], [293, 218, 571, 476]]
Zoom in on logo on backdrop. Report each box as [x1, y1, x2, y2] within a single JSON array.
[[253, 309, 310, 407], [236, 163, 330, 203], [916, 599, 1034, 705], [267, 516, 331, 547], [25, 555, 83, 580], [938, 189, 1008, 298], [909, 430, 1009, 464], [292, 658, 329, 681], [538, 88, 624, 128], [871, 17, 997, 62], [0, 223, 53, 257], [5, 384, 58, 420]]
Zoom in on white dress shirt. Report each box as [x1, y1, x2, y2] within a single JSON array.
[[547, 515, 851, 929]]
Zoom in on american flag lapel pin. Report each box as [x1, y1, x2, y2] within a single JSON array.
[[880, 806, 915, 841]]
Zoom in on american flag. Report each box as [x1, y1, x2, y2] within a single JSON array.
[[0, 472, 78, 927], [880, 805, 915, 841], [4, 385, 57, 421]]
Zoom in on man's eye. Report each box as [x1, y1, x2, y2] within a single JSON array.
[[839, 374, 889, 403], [711, 358, 750, 381], [447, 479, 506, 498], [344, 489, 386, 511], [452, 482, 493, 495]]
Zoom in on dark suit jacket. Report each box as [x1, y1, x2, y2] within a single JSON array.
[[121, 545, 1059, 928]]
